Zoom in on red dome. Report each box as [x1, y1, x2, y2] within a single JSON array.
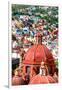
[[30, 74, 56, 84], [12, 76, 25, 85], [23, 44, 55, 65]]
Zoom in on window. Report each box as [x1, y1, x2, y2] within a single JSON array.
[[26, 66, 30, 74]]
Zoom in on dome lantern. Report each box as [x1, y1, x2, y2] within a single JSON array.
[[35, 32, 42, 44]]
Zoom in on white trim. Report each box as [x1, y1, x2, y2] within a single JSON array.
[[8, 1, 12, 88]]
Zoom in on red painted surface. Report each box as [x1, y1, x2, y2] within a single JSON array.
[[23, 44, 55, 65], [12, 76, 25, 85], [23, 39, 30, 44], [30, 74, 56, 84]]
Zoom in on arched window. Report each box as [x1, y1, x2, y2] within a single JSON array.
[[36, 66, 40, 74], [26, 66, 30, 74]]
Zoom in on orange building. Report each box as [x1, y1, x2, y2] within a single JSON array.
[[22, 32, 56, 80]]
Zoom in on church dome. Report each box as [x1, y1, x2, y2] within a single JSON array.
[[23, 44, 55, 65], [30, 74, 56, 84], [12, 76, 25, 85], [23, 32, 56, 75]]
